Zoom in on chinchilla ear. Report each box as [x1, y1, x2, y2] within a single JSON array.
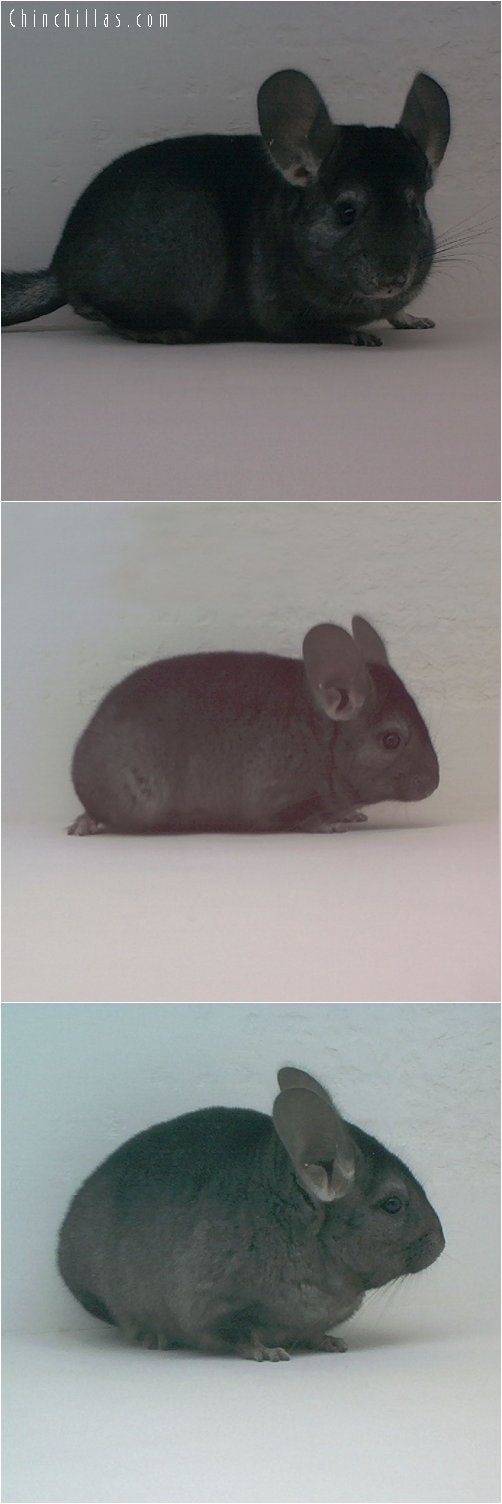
[[273, 1085, 355, 1203], [398, 72, 450, 173], [257, 70, 338, 185], [351, 615, 389, 666], [303, 623, 371, 721], [277, 1067, 333, 1105]]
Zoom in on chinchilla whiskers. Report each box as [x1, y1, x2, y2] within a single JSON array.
[[434, 256, 490, 289], [435, 209, 498, 240], [435, 246, 495, 268], [442, 206, 498, 228], [366, 1276, 406, 1306], [435, 253, 495, 276], [429, 259, 486, 290], [436, 224, 497, 252], [436, 240, 494, 260], [363, 1278, 407, 1324], [379, 1277, 408, 1317], [428, 265, 459, 288]]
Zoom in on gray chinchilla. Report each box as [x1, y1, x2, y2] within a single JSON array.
[[67, 615, 439, 836], [57, 1066, 445, 1361], [2, 69, 449, 346]]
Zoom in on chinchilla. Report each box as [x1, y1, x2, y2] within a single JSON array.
[[67, 615, 439, 836], [2, 69, 449, 346], [57, 1066, 445, 1361]]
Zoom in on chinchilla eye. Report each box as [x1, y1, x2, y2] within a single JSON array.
[[336, 199, 357, 227], [381, 731, 401, 751], [381, 1196, 403, 1214]]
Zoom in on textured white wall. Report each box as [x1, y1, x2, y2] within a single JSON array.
[[2, 1002, 499, 1333], [2, 1, 499, 321], [2, 501, 499, 824]]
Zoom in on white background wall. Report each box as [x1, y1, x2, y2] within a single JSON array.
[[2, 1002, 499, 1334], [2, 501, 499, 825], [2, 1, 499, 322]]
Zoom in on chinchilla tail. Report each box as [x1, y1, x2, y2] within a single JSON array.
[[2, 268, 65, 326]]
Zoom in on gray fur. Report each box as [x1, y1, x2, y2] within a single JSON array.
[[58, 1067, 445, 1361], [2, 269, 63, 324], [67, 615, 439, 836]]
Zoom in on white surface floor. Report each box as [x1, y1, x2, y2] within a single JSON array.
[[2, 317, 499, 501], [2, 820, 499, 1002], [2, 1313, 499, 1504]]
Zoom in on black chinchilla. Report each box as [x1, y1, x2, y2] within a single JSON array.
[[2, 69, 449, 346], [67, 615, 439, 837], [57, 1066, 445, 1361]]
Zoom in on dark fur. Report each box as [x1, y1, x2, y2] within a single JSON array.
[[2, 69, 449, 343], [68, 615, 439, 836], [58, 1067, 445, 1360]]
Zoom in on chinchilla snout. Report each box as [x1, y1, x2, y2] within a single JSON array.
[[405, 1214, 445, 1272], [354, 255, 418, 301], [401, 747, 440, 801], [374, 271, 411, 299]]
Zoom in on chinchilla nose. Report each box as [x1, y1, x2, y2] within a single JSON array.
[[434, 1222, 446, 1258], [406, 1214, 445, 1271], [408, 749, 440, 800], [383, 270, 408, 294], [428, 1208, 445, 1259]]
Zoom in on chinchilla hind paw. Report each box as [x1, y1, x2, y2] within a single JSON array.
[[343, 329, 383, 347], [67, 813, 108, 836], [317, 1334, 348, 1353], [124, 1326, 175, 1351], [245, 1341, 290, 1362]]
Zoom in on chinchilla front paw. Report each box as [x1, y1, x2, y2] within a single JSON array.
[[389, 314, 435, 330], [125, 1325, 174, 1350], [242, 1340, 290, 1362], [308, 810, 368, 833], [342, 329, 383, 347], [317, 1334, 348, 1353], [336, 810, 368, 825], [296, 812, 366, 836]]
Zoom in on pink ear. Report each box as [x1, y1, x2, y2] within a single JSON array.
[[272, 1085, 355, 1203], [257, 70, 338, 186], [302, 623, 370, 721]]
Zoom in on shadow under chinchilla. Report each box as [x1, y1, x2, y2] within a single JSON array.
[[58, 1322, 451, 1358], [352, 819, 442, 833], [337, 1324, 452, 1351]]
